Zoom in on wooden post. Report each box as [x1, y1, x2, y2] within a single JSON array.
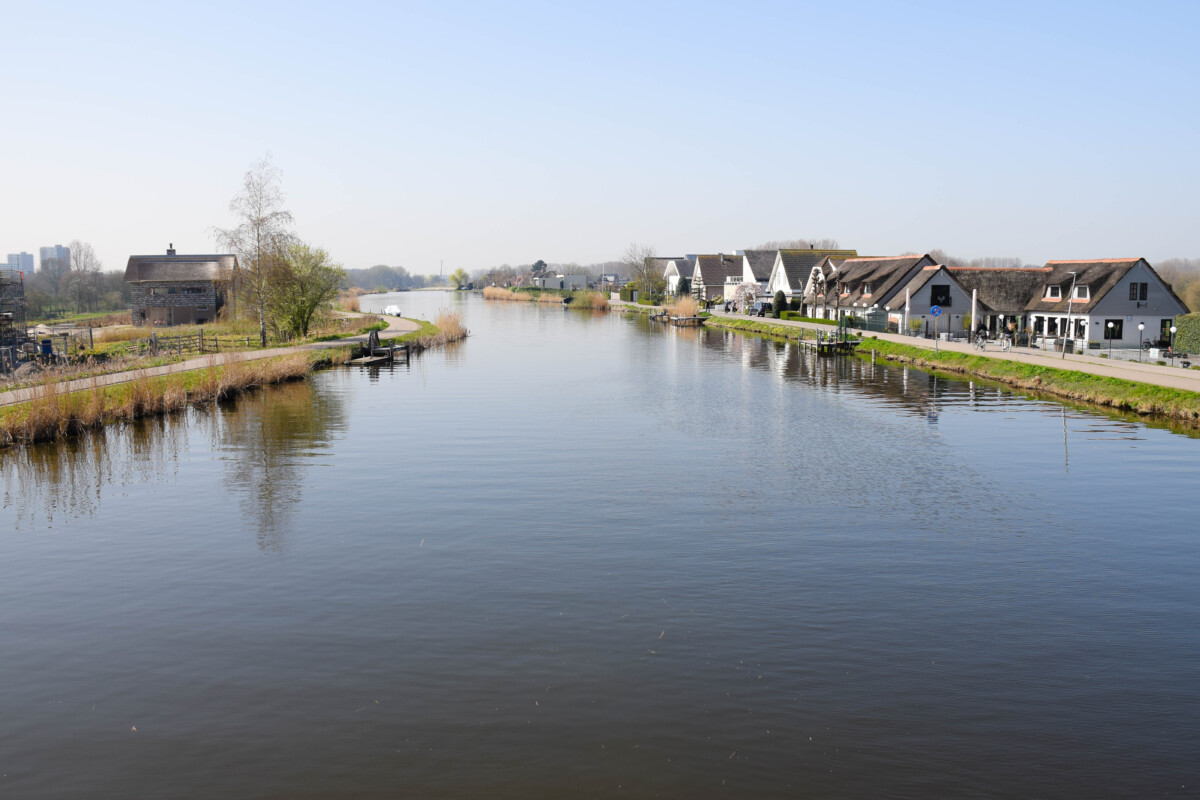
[[199, 328, 204, 354]]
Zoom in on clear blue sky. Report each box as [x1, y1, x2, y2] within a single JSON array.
[[2, 0, 1197, 274]]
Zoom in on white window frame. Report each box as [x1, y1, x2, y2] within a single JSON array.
[[1045, 285, 1061, 299], [1074, 285, 1089, 300]]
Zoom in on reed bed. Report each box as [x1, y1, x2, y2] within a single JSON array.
[[0, 351, 331, 448], [536, 293, 563, 304], [408, 310, 469, 351], [483, 286, 528, 302], [571, 291, 610, 310], [668, 296, 699, 317], [337, 290, 361, 312]]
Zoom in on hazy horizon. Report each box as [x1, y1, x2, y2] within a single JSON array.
[[3, 1, 1197, 275]]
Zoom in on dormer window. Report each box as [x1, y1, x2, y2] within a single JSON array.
[[1045, 285, 1061, 299], [862, 282, 872, 295], [1074, 285, 1089, 300]]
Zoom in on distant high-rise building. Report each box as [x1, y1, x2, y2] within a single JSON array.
[[39, 244, 71, 275], [5, 252, 34, 272]]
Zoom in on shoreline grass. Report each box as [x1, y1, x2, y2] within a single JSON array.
[[709, 315, 1200, 423], [853, 336, 1200, 422], [0, 349, 352, 449]]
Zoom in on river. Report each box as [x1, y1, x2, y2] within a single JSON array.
[[2, 290, 1197, 798]]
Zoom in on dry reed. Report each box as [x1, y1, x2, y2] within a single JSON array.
[[668, 296, 699, 317], [0, 352, 325, 448], [338, 290, 361, 312], [572, 291, 611, 310], [483, 286, 528, 302]]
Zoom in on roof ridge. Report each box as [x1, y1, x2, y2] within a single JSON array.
[[1045, 258, 1140, 264], [948, 266, 1052, 272]]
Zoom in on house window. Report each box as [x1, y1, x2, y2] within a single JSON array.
[[1074, 285, 1089, 300], [862, 282, 872, 295], [1129, 282, 1138, 300], [1104, 319, 1123, 340], [930, 285, 951, 307], [1140, 283, 1148, 301], [1046, 285, 1061, 299], [183, 287, 204, 295]]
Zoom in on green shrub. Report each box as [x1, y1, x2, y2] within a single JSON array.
[[773, 290, 786, 319], [1175, 313, 1200, 353]]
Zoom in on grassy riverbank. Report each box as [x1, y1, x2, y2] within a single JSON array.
[[708, 315, 1200, 422], [856, 337, 1200, 421], [703, 315, 818, 340], [0, 349, 352, 448]]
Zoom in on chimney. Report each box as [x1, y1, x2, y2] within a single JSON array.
[[167, 243, 176, 256]]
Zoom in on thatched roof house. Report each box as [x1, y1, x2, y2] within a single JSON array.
[[832, 254, 937, 308], [948, 266, 1050, 315]]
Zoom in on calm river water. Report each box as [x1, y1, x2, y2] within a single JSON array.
[[2, 291, 1198, 798]]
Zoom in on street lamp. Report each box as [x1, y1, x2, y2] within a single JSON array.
[[1170, 325, 1178, 363], [1138, 322, 1145, 362], [1107, 321, 1114, 358], [1061, 271, 1077, 359]]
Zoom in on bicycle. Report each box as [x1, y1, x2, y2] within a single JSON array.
[[972, 333, 987, 351]]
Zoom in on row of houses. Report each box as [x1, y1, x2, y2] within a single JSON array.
[[654, 249, 1189, 348]]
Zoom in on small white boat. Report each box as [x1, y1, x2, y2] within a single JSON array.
[[383, 305, 402, 316]]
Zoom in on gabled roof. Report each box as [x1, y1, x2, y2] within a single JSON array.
[[948, 266, 1051, 314], [1023, 258, 1159, 313], [124, 254, 237, 282], [778, 249, 857, 291], [834, 254, 935, 306], [694, 254, 744, 286], [670, 257, 696, 279], [741, 249, 777, 282]]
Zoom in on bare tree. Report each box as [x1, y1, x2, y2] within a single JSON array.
[[214, 155, 295, 347], [66, 240, 103, 311], [620, 242, 660, 295]]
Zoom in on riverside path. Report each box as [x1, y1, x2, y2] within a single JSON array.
[[0, 314, 420, 408]]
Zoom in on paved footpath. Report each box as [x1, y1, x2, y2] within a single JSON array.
[[0, 314, 420, 408], [614, 301, 1200, 393]]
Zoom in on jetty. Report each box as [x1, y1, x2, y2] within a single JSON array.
[[348, 330, 411, 366]]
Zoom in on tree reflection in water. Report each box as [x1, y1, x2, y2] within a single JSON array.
[[207, 379, 347, 551], [1, 379, 346, 543]]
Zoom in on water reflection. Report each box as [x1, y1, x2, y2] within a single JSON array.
[[2, 379, 347, 539], [1, 413, 191, 528], [209, 380, 347, 551]]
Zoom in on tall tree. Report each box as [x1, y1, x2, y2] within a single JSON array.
[[215, 155, 295, 347], [620, 242, 660, 296], [449, 268, 470, 288], [269, 242, 345, 337]]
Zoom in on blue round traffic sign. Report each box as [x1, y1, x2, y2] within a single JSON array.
[[930, 305, 942, 317]]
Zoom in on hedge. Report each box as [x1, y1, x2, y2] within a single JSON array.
[[780, 312, 837, 325], [1175, 313, 1200, 353]]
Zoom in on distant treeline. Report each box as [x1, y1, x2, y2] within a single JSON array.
[[342, 265, 448, 292]]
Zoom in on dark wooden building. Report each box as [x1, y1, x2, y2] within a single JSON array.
[[125, 246, 236, 326]]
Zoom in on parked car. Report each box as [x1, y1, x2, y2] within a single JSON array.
[[749, 301, 772, 317]]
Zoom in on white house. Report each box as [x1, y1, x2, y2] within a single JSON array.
[[661, 257, 695, 296], [766, 249, 858, 313], [692, 254, 744, 301], [1023, 258, 1189, 349], [723, 249, 776, 300]]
